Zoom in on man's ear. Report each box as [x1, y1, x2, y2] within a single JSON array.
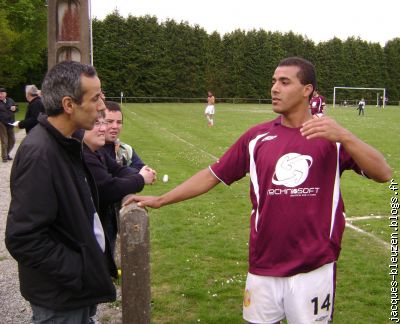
[[304, 84, 313, 99], [62, 96, 75, 114]]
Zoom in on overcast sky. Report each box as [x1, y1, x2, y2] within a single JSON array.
[[91, 0, 398, 46]]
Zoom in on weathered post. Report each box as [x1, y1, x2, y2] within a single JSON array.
[[119, 196, 151, 324], [47, 0, 91, 70]]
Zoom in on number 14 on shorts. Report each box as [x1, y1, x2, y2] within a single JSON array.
[[311, 294, 331, 317]]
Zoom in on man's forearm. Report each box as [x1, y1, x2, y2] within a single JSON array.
[[341, 133, 392, 182], [158, 168, 220, 207]]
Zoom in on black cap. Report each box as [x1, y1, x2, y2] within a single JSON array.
[[0, 87, 6, 92]]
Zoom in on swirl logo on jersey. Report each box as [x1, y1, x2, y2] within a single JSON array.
[[269, 153, 320, 197], [272, 153, 313, 187]]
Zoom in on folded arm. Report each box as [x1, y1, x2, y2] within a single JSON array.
[[301, 115, 392, 182]]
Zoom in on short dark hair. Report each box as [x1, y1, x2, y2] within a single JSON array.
[[105, 101, 121, 112], [105, 100, 123, 122], [41, 61, 98, 116], [278, 57, 316, 100]]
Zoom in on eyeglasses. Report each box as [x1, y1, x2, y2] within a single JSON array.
[[94, 120, 109, 127]]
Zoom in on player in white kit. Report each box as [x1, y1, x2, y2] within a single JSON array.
[[124, 57, 392, 323], [205, 91, 215, 126]]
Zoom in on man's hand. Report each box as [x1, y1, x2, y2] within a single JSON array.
[[139, 165, 157, 184], [301, 115, 391, 183], [300, 114, 351, 143], [123, 195, 163, 209]]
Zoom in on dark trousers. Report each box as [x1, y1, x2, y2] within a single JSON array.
[[0, 123, 15, 159], [31, 303, 97, 324]]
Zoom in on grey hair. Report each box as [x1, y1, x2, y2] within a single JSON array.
[[25, 84, 39, 97], [41, 61, 98, 116]]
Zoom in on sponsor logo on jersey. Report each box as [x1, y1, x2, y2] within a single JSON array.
[[261, 135, 278, 142], [269, 153, 320, 197], [272, 153, 312, 187]]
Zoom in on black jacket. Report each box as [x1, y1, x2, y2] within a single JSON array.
[[0, 97, 16, 125], [5, 115, 116, 311], [18, 96, 45, 133], [83, 145, 145, 235]]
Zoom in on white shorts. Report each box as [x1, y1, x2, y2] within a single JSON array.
[[205, 105, 215, 115], [243, 263, 335, 324]]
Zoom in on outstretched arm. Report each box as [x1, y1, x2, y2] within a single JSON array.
[[300, 115, 392, 182], [124, 168, 221, 208]]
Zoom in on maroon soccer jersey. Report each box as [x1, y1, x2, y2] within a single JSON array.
[[310, 96, 323, 115], [210, 117, 362, 277]]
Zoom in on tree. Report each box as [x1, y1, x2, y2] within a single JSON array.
[[91, 11, 400, 102], [204, 32, 224, 97], [0, 0, 47, 98], [384, 38, 400, 101]]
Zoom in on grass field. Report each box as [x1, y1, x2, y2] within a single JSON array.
[[17, 103, 399, 323]]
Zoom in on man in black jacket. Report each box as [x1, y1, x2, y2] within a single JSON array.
[[0, 87, 17, 162], [5, 61, 116, 323], [15, 84, 45, 133]]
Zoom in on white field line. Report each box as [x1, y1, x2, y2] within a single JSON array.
[[346, 216, 389, 249], [347, 215, 385, 221], [216, 109, 274, 114], [126, 110, 218, 161], [163, 130, 219, 161], [126, 109, 389, 249]]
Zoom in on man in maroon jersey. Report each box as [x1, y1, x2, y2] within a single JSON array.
[[124, 57, 391, 323], [309, 89, 325, 115]]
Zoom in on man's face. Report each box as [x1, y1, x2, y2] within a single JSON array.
[[0, 92, 6, 101], [83, 116, 107, 151], [271, 65, 311, 115], [71, 75, 105, 130], [104, 109, 123, 143]]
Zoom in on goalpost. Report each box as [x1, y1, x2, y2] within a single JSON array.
[[332, 87, 386, 108]]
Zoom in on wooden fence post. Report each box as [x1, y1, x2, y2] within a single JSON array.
[[119, 196, 151, 323]]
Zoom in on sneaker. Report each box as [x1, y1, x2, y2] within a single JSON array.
[[7, 155, 12, 160]]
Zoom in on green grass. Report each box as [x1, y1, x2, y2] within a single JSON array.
[[15, 102, 28, 120], [347, 217, 389, 242], [17, 103, 399, 322]]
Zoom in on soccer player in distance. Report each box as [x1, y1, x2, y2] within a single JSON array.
[[309, 89, 325, 115], [204, 91, 215, 126], [124, 57, 392, 323]]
